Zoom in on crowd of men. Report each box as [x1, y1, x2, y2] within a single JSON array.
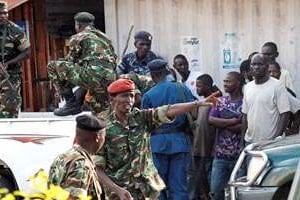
[[1, 2, 300, 199]]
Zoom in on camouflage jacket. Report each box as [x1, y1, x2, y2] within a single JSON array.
[[0, 21, 30, 73], [66, 26, 117, 71], [49, 144, 102, 199], [94, 106, 173, 199]]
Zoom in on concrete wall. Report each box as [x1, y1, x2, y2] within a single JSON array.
[[104, 0, 300, 94]]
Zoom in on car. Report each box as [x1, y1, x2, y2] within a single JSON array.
[[287, 159, 300, 200], [227, 134, 300, 200], [0, 112, 81, 193]]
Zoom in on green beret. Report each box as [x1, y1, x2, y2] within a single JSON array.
[[74, 12, 95, 23], [0, 1, 7, 10], [76, 114, 106, 132], [148, 59, 168, 72], [134, 31, 152, 42]]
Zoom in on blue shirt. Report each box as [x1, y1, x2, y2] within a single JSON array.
[[142, 80, 195, 154], [118, 51, 158, 76]]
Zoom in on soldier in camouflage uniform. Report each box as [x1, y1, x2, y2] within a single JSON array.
[[47, 12, 117, 116], [0, 1, 30, 118], [49, 115, 133, 200], [49, 115, 106, 199], [94, 79, 216, 200]]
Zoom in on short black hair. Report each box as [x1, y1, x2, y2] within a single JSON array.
[[227, 71, 245, 88], [196, 74, 213, 88], [269, 61, 281, 70], [239, 59, 251, 73], [173, 54, 189, 65], [262, 42, 278, 52]]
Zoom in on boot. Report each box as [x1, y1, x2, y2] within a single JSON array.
[[54, 87, 87, 116]]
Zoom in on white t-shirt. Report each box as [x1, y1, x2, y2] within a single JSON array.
[[242, 77, 290, 143], [184, 71, 203, 100], [280, 68, 294, 92]]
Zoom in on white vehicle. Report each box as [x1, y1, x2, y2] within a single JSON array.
[[0, 112, 82, 193]]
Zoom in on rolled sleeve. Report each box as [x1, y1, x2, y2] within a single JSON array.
[[153, 105, 174, 124], [17, 33, 30, 51]]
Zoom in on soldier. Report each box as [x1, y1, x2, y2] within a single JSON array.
[[117, 31, 158, 76], [47, 12, 117, 116], [49, 114, 133, 200], [0, 1, 30, 118], [94, 78, 218, 200]]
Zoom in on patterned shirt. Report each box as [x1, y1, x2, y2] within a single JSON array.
[[94, 106, 171, 199], [118, 51, 158, 76], [57, 26, 117, 113], [210, 96, 243, 160], [0, 21, 30, 73], [49, 145, 102, 199], [66, 26, 117, 69]]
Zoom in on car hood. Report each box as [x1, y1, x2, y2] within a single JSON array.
[[252, 135, 300, 167]]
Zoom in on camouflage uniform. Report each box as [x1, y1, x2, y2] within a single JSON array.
[[94, 106, 173, 200], [120, 72, 154, 95], [0, 21, 30, 118], [118, 51, 159, 76], [49, 144, 102, 199], [47, 26, 117, 114]]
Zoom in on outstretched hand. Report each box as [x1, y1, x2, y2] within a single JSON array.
[[204, 91, 221, 106]]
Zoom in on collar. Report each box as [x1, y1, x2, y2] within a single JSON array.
[[110, 110, 139, 128]]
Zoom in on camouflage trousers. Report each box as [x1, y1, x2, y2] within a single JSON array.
[[0, 72, 22, 118], [105, 176, 162, 200], [47, 60, 116, 114]]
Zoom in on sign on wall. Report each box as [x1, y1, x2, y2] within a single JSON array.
[[180, 36, 201, 72]]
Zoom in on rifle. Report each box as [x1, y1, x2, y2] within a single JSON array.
[[121, 25, 134, 58]]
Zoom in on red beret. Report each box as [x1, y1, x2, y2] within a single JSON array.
[[107, 79, 135, 94]]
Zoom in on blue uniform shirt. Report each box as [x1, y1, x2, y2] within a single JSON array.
[[118, 51, 158, 76], [142, 80, 195, 154]]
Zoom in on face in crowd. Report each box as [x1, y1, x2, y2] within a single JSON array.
[[0, 7, 8, 25], [196, 80, 208, 96], [223, 73, 241, 94], [135, 39, 151, 58], [173, 56, 189, 78], [250, 54, 269, 80], [261, 45, 278, 62], [268, 63, 281, 80], [112, 91, 135, 114]]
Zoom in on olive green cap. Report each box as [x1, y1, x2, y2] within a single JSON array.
[[0, 1, 8, 10]]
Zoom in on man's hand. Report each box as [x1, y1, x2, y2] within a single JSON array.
[[115, 187, 133, 200], [204, 91, 221, 106]]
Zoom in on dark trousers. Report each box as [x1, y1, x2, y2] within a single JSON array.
[[187, 156, 212, 200]]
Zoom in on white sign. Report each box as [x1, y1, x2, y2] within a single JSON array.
[[180, 36, 201, 72]]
